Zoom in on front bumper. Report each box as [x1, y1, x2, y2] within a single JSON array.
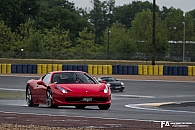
[[110, 85, 125, 90], [52, 91, 111, 106]]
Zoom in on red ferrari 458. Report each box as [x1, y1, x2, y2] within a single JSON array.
[[26, 71, 111, 110]]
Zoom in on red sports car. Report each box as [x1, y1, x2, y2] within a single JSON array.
[[26, 71, 111, 110]]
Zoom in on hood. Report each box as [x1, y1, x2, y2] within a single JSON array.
[[58, 83, 105, 92]]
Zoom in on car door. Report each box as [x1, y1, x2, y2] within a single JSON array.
[[35, 73, 51, 103]]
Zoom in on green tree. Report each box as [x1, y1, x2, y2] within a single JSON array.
[[130, 10, 169, 57], [43, 25, 71, 54], [158, 6, 175, 20], [0, 0, 21, 31], [165, 9, 195, 41], [12, 20, 37, 53], [88, 0, 115, 44], [165, 9, 184, 41], [0, 0, 40, 31], [27, 32, 44, 52], [102, 21, 137, 55], [35, 0, 94, 42], [0, 21, 16, 53], [74, 27, 100, 58], [165, 10, 195, 60], [183, 14, 195, 61], [184, 13, 195, 41], [113, 1, 158, 28], [188, 9, 195, 32]]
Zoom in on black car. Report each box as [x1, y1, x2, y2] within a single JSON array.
[[97, 76, 125, 92]]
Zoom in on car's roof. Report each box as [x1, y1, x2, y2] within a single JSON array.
[[50, 71, 86, 74]]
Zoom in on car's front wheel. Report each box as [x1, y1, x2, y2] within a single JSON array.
[[46, 88, 58, 108], [26, 86, 39, 107], [98, 104, 110, 110]]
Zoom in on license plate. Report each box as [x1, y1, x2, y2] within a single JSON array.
[[115, 87, 121, 89], [82, 98, 92, 102]]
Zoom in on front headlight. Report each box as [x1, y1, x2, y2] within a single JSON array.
[[104, 85, 109, 93], [56, 86, 68, 94], [121, 82, 124, 86]]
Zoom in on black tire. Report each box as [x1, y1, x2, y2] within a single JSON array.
[[119, 89, 124, 92], [26, 86, 39, 107], [46, 88, 58, 108], [98, 104, 110, 110], [75, 105, 86, 109]]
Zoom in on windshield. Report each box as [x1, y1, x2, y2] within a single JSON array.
[[52, 72, 97, 84], [101, 77, 116, 82]]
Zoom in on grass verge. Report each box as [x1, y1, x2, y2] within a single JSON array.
[[0, 90, 25, 100]]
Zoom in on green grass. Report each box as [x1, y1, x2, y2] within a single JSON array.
[[1, 58, 195, 66], [0, 90, 25, 100]]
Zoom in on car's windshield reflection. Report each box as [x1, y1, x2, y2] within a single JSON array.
[[52, 72, 96, 84]]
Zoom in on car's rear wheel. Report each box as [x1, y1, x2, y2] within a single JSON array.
[[46, 88, 58, 108], [26, 86, 39, 107], [98, 104, 110, 110], [75, 105, 86, 109]]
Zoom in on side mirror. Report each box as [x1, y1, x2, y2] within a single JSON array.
[[37, 81, 47, 86]]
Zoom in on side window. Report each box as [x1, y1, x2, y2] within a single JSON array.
[[42, 73, 51, 85]]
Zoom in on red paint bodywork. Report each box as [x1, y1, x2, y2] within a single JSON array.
[[26, 71, 111, 106]]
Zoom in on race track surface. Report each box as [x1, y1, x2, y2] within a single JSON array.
[[0, 75, 195, 129]]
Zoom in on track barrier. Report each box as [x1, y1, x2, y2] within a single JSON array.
[[0, 64, 194, 76]]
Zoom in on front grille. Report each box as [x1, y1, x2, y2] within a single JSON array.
[[110, 83, 121, 87], [110, 83, 121, 86], [65, 97, 108, 103]]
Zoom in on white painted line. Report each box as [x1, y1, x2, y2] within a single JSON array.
[[125, 103, 195, 114], [112, 94, 155, 98], [0, 88, 25, 92], [156, 95, 195, 98]]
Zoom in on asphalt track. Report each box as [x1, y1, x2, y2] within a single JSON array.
[[0, 75, 195, 124]]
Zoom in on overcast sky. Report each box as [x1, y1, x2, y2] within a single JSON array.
[[71, 0, 195, 12]]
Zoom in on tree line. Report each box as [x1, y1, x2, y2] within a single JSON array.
[[0, 0, 195, 60]]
